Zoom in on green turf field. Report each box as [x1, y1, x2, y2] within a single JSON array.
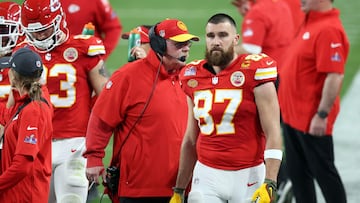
[[11, 0, 359, 96], [10, 0, 360, 202], [108, 0, 360, 98]]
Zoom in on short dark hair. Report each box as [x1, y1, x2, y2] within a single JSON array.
[[207, 13, 237, 28]]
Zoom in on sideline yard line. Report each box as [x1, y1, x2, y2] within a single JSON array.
[[332, 69, 360, 203]]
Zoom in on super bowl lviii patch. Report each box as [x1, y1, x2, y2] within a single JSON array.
[[184, 66, 196, 76], [24, 134, 37, 144]]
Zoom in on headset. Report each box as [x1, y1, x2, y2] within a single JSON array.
[[149, 23, 187, 62], [148, 23, 167, 56]]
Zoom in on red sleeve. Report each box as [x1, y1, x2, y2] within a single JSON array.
[[0, 155, 32, 191], [241, 10, 267, 46], [16, 106, 42, 159], [94, 0, 122, 59], [83, 113, 113, 168], [316, 27, 349, 73]]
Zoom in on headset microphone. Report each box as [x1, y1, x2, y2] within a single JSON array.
[[165, 53, 186, 62], [178, 56, 186, 62]]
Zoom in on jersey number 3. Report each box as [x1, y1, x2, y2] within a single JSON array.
[[42, 64, 77, 108]]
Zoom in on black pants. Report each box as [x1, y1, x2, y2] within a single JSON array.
[[282, 123, 346, 203]]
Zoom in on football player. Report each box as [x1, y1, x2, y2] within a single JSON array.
[[0, 1, 23, 161], [171, 13, 282, 203], [61, 0, 122, 60], [0, 1, 22, 103], [19, 0, 108, 202]]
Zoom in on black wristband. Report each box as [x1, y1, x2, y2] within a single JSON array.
[[317, 110, 328, 119], [264, 178, 277, 190], [172, 187, 185, 194]]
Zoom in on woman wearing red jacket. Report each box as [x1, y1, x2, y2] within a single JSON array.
[[0, 48, 53, 203]]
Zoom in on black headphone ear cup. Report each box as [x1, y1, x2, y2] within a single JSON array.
[[149, 24, 166, 56]]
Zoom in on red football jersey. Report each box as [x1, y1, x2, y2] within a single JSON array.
[[180, 54, 277, 170], [61, 0, 122, 59], [19, 35, 105, 139], [0, 36, 26, 103], [0, 68, 11, 103], [241, 0, 294, 70]]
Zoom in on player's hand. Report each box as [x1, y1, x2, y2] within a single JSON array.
[[169, 187, 185, 203], [251, 179, 277, 203]]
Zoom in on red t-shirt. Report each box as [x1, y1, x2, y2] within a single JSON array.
[[278, 9, 349, 134], [85, 50, 188, 197], [241, 0, 294, 70], [0, 87, 53, 202], [283, 0, 305, 32], [17, 35, 105, 139], [61, 0, 122, 59], [180, 54, 277, 170]]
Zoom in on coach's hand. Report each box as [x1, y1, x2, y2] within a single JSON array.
[[251, 179, 277, 203], [86, 166, 105, 184], [169, 187, 185, 203]]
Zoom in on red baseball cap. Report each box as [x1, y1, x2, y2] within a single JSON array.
[[155, 19, 199, 42], [121, 25, 151, 43]]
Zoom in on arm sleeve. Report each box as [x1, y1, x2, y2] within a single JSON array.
[[316, 27, 348, 73], [83, 113, 113, 167], [0, 155, 32, 191]]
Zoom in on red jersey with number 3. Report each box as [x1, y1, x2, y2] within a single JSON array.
[[0, 68, 11, 103], [180, 54, 277, 170], [17, 35, 105, 138]]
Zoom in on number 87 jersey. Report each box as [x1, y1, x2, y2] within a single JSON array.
[[180, 53, 277, 170]]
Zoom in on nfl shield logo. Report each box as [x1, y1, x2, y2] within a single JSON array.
[[212, 76, 218, 85]]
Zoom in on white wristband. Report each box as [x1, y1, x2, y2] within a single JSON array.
[[264, 149, 283, 161]]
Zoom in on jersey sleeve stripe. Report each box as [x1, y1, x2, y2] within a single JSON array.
[[88, 45, 106, 56], [254, 67, 277, 80]]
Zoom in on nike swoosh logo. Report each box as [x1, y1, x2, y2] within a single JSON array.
[[247, 182, 258, 187], [71, 149, 77, 153], [266, 61, 274, 66], [27, 126, 38, 131], [331, 43, 342, 48], [96, 39, 102, 43]]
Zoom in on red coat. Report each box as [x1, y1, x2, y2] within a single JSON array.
[[84, 50, 188, 197], [0, 87, 53, 202]]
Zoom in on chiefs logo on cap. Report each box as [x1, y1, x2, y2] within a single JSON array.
[[177, 21, 188, 31]]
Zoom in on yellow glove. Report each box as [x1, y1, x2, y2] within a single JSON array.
[[169, 187, 185, 203], [251, 179, 277, 203]]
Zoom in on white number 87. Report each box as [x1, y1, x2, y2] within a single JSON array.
[[193, 89, 242, 135]]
